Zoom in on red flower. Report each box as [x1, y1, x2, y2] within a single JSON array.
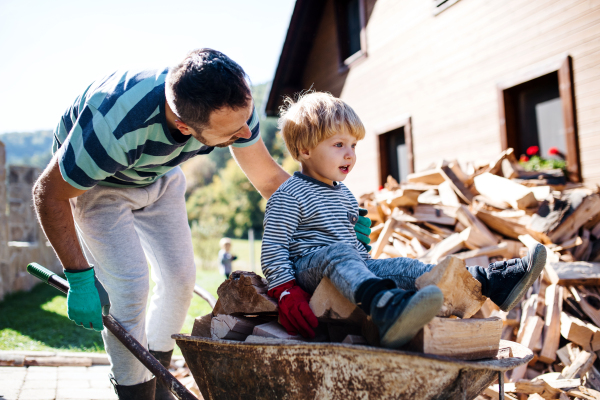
[[548, 147, 559, 155], [526, 146, 539, 156], [378, 186, 384, 191], [520, 155, 529, 162]]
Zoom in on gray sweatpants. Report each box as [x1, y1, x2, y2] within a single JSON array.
[[70, 168, 196, 385], [294, 242, 435, 303]]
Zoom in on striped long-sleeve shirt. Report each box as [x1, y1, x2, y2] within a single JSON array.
[[261, 172, 370, 290], [53, 68, 260, 190]]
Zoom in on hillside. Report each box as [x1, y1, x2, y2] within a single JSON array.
[[0, 130, 53, 168]]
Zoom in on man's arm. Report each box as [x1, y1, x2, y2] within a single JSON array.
[[230, 137, 290, 199], [32, 155, 89, 269]]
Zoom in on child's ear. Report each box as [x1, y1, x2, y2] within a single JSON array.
[[298, 148, 311, 160]]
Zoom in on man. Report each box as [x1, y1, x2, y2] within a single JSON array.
[[33, 48, 372, 399], [32, 49, 291, 399]]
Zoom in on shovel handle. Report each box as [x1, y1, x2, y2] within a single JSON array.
[[27, 263, 197, 400]]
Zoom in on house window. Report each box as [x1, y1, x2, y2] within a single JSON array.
[[376, 117, 414, 186], [498, 55, 581, 181], [505, 73, 564, 159], [433, 0, 462, 15], [335, 0, 366, 66]]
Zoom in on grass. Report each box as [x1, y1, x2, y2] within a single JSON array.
[[0, 284, 105, 352], [0, 239, 262, 356]]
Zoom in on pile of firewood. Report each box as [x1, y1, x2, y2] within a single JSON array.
[[360, 148, 600, 399]]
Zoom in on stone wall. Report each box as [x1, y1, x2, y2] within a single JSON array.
[[8, 165, 40, 243], [0, 142, 61, 301]]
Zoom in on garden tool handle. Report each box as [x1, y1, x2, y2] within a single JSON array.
[[27, 263, 198, 400]]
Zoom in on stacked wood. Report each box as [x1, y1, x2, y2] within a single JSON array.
[[362, 149, 600, 266], [361, 149, 600, 399], [415, 255, 487, 318], [406, 316, 503, 360], [190, 271, 280, 341], [212, 270, 278, 315]]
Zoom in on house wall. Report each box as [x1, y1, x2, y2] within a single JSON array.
[[299, 0, 600, 196], [0, 144, 61, 301]]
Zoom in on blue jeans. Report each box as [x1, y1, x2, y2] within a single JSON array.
[[293, 243, 435, 304]]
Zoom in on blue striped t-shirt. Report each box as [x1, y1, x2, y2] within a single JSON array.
[[52, 68, 260, 189], [261, 172, 370, 290]]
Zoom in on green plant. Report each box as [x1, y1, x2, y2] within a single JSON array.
[[519, 146, 567, 173]]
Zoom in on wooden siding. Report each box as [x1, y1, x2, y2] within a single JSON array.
[[297, 0, 600, 195]]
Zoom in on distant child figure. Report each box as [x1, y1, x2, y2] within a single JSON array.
[[261, 92, 546, 349], [218, 238, 237, 279]]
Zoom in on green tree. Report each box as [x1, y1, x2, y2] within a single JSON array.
[[186, 158, 265, 239]]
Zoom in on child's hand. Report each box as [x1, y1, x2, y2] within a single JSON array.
[[268, 280, 318, 338]]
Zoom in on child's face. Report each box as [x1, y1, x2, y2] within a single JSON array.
[[299, 130, 357, 186]]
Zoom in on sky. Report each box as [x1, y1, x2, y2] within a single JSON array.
[[0, 0, 296, 134]]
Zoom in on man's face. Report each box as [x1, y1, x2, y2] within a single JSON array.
[[188, 101, 254, 147], [299, 130, 358, 186]]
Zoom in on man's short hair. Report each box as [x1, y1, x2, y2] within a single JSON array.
[[278, 92, 365, 161], [166, 48, 252, 131]]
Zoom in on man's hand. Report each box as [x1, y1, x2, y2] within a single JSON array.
[[64, 267, 111, 332], [268, 280, 318, 338], [355, 208, 372, 251]]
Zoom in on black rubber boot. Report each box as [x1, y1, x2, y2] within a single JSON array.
[[370, 286, 443, 349], [110, 375, 156, 400], [149, 349, 177, 400], [467, 243, 547, 312]]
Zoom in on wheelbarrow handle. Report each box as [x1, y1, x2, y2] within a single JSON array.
[[27, 263, 198, 400]]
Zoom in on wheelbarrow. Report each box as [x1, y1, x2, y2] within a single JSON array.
[[173, 334, 533, 400], [28, 263, 532, 400]]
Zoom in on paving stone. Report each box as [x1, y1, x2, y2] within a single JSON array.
[[0, 388, 20, 400], [17, 388, 56, 400], [89, 379, 112, 389], [25, 367, 58, 379], [0, 366, 27, 379], [22, 379, 57, 389], [0, 378, 25, 390], [56, 379, 90, 389], [56, 387, 117, 399], [56, 367, 89, 380]]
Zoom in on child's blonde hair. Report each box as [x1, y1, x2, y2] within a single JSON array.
[[219, 237, 232, 249], [278, 92, 365, 161]]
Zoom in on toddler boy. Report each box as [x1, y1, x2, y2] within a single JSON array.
[[218, 238, 237, 279], [261, 92, 546, 349]]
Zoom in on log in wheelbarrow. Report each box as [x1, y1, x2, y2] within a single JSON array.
[[172, 334, 533, 400]]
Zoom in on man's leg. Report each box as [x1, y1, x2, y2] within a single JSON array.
[[71, 186, 154, 387], [130, 168, 195, 400], [130, 168, 196, 353]]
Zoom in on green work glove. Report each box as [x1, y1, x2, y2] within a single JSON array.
[[63, 267, 110, 332], [355, 208, 372, 252]]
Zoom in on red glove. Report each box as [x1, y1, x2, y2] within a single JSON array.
[[268, 280, 319, 338]]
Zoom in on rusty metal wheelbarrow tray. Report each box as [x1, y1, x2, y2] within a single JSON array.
[[173, 334, 532, 400]]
